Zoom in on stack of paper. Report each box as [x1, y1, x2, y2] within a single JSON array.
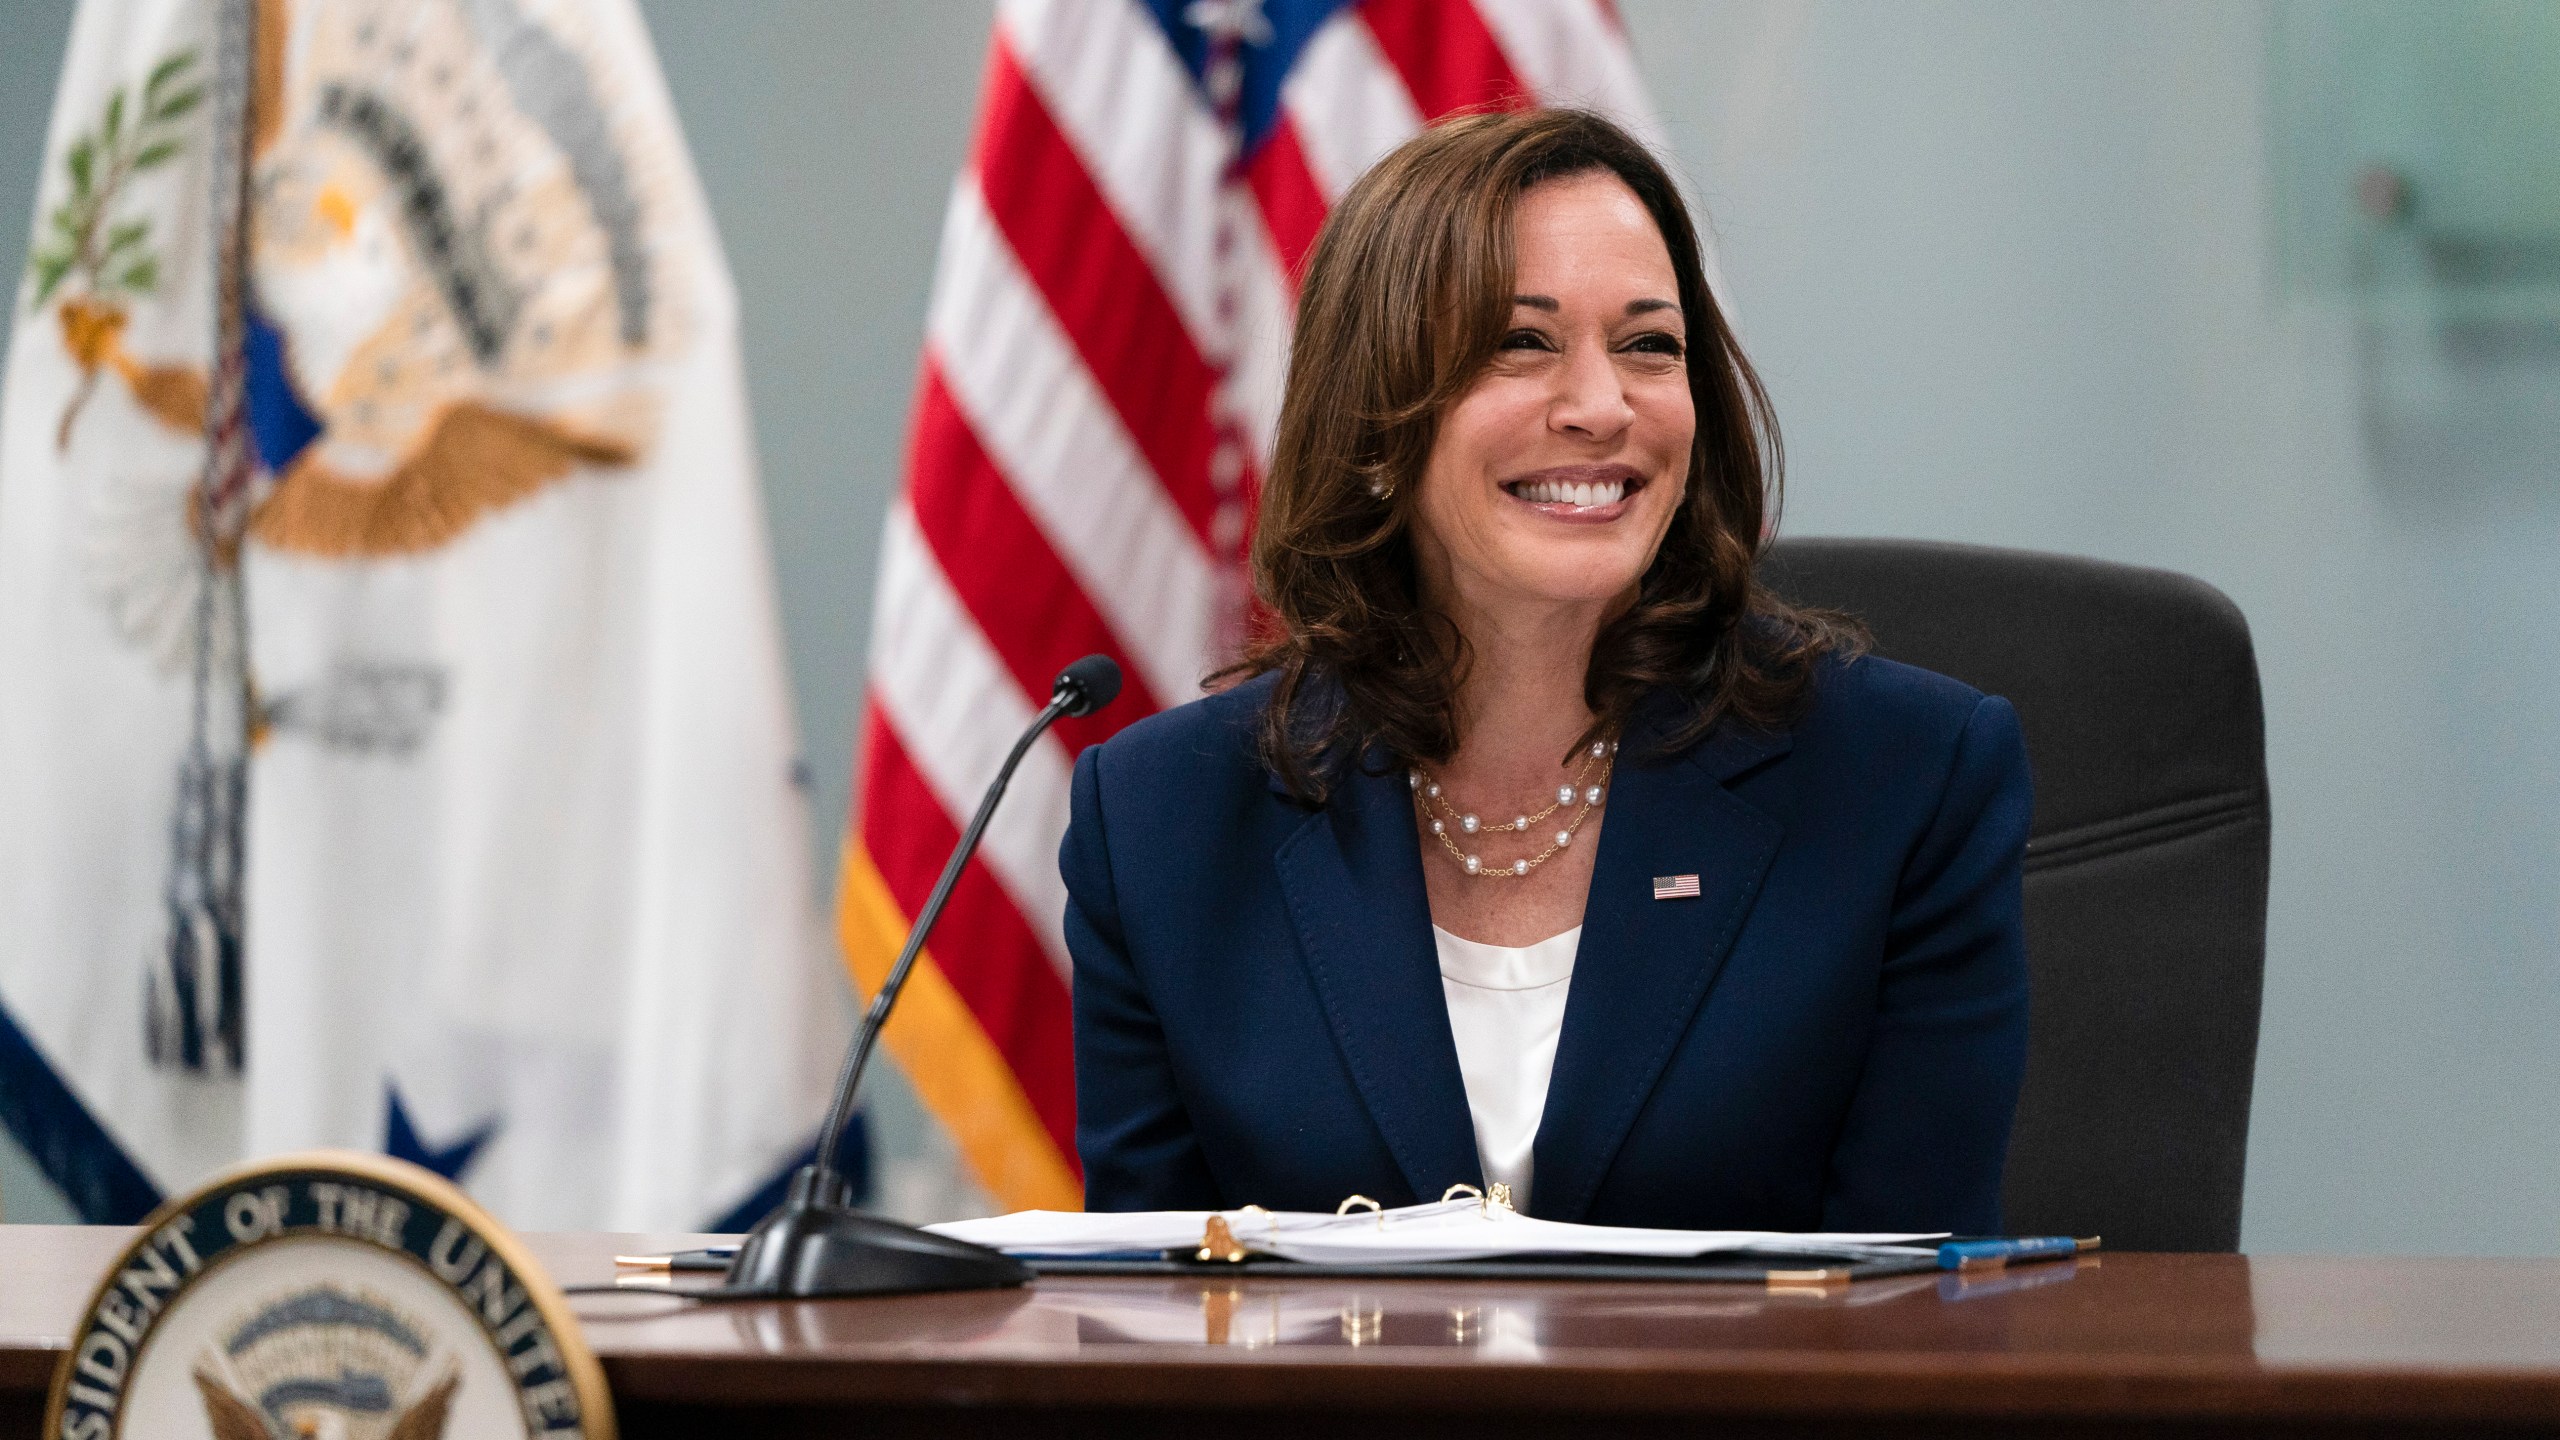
[[928, 1198, 1943, 1266]]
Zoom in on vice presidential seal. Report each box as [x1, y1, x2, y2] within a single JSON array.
[[47, 1151, 613, 1440]]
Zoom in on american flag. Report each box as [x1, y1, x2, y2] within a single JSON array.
[[845, 0, 1666, 1211]]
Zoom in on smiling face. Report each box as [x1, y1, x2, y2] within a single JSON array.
[[1409, 170, 1695, 624]]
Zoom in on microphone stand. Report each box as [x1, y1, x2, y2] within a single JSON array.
[[722, 656, 1121, 1298]]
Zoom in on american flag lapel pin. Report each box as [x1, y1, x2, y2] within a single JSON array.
[[1652, 874, 1701, 901]]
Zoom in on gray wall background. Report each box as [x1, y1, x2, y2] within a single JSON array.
[[4, 0, 2556, 1255]]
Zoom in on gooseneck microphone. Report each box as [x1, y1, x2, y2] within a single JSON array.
[[810, 653, 1120, 1187], [724, 655, 1123, 1299]]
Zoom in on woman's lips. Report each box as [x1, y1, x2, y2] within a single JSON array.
[[1500, 467, 1645, 522]]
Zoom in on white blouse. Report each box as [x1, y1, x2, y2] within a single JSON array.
[[1431, 923, 1581, 1215]]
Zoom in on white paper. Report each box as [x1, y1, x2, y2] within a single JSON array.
[[928, 1199, 1944, 1266]]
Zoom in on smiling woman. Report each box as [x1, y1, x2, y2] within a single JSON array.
[[1243, 110, 1853, 816], [1062, 109, 2035, 1234]]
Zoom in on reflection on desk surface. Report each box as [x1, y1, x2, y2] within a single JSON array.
[[571, 1258, 2136, 1361], [972, 1264, 2099, 1355], [21, 1228, 2560, 1377]]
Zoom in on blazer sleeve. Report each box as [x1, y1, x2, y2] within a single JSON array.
[[1821, 693, 2034, 1234], [1061, 741, 1224, 1210]]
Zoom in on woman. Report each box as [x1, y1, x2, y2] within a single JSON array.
[[1062, 109, 2030, 1233]]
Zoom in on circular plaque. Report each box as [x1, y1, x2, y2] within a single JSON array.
[[47, 1150, 615, 1440]]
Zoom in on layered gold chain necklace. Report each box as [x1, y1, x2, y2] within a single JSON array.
[[1410, 739, 1616, 879]]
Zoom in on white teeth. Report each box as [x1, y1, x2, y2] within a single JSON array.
[[1514, 478, 1629, 506]]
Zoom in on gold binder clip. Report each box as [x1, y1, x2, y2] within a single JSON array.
[[1336, 1194, 1384, 1228], [1197, 1215, 1249, 1263], [1488, 1182, 1514, 1212], [1441, 1183, 1484, 1210]]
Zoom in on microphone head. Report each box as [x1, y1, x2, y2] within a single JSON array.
[[1053, 654, 1123, 718]]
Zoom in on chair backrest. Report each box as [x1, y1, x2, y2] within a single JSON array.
[[1760, 537, 2269, 1251]]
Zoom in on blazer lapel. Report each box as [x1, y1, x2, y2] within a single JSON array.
[[1530, 708, 1791, 1222], [1273, 756, 1483, 1205]]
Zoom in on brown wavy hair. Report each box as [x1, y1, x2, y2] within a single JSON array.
[[1230, 107, 1860, 803]]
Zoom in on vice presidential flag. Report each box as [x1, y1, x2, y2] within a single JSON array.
[[0, 0, 845, 1230], [850, 0, 1667, 1212]]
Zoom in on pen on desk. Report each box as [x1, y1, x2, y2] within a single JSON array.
[[1938, 1236, 2100, 1271], [613, 1247, 739, 1271]]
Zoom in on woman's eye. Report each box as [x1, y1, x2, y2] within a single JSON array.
[[1499, 328, 1557, 351], [1626, 332, 1686, 357]]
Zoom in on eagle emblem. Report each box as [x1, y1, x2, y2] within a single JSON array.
[[189, 1286, 458, 1440], [33, 0, 685, 573], [243, 0, 684, 557]]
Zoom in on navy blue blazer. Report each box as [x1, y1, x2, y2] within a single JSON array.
[[1061, 655, 2032, 1233]]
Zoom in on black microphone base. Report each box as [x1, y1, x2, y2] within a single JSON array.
[[722, 1170, 1031, 1299]]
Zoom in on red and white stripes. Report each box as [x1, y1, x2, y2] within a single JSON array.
[[848, 0, 1660, 1211]]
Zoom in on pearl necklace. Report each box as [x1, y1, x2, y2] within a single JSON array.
[[1410, 740, 1615, 879]]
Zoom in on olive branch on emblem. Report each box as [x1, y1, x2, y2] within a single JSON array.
[[26, 47, 205, 450], [28, 48, 199, 308]]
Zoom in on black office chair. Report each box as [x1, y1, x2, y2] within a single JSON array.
[[1760, 537, 2269, 1252]]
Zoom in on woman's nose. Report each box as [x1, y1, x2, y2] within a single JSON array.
[[1546, 342, 1636, 442]]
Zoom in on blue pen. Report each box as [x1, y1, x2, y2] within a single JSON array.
[[1938, 1236, 2100, 1271]]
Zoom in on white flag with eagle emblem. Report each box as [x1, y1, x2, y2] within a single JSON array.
[[0, 0, 845, 1230]]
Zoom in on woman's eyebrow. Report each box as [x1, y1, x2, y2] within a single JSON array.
[[1509, 294, 1683, 316]]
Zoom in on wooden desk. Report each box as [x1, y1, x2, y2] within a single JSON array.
[[6, 1225, 2558, 1438]]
